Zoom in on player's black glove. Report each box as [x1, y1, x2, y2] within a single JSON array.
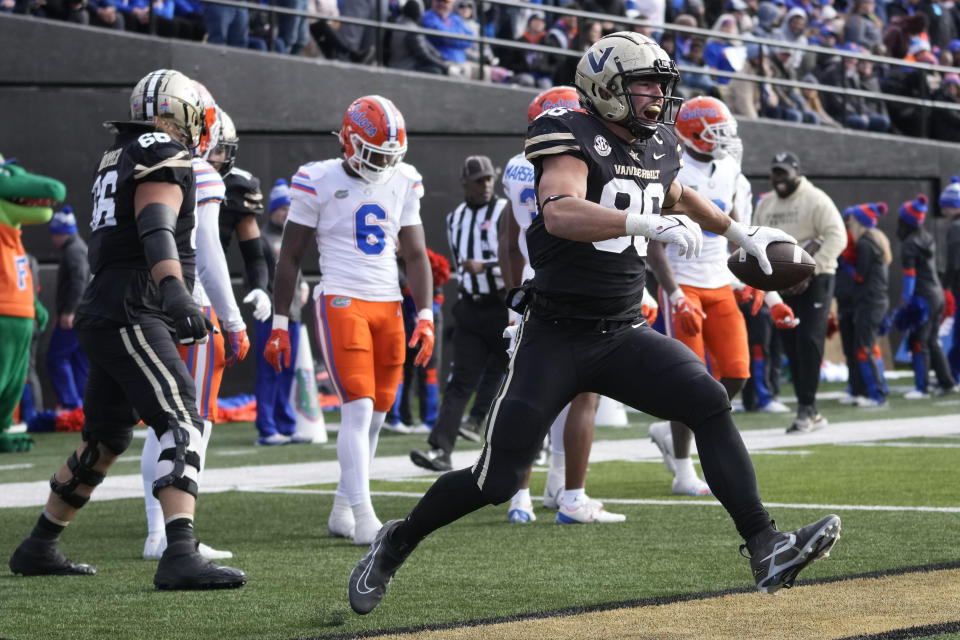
[[159, 276, 214, 345]]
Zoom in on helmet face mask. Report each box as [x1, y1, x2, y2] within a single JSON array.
[[212, 109, 239, 176], [574, 32, 683, 139], [675, 96, 742, 160], [129, 69, 203, 149], [339, 95, 407, 185]]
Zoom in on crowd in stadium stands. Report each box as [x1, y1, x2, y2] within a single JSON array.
[[4, 0, 960, 137]]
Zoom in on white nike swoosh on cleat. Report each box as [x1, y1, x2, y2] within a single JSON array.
[[356, 540, 383, 595]]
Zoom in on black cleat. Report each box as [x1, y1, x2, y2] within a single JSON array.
[[409, 448, 452, 472], [348, 520, 412, 614], [742, 514, 841, 594], [457, 418, 483, 443], [9, 538, 96, 576], [153, 541, 246, 590]]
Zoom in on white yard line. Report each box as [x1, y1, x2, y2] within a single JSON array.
[[2, 414, 958, 509], [238, 487, 960, 514]]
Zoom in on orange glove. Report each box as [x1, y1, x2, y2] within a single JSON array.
[[733, 285, 765, 316], [642, 301, 658, 325], [264, 328, 291, 372], [670, 290, 705, 336], [225, 328, 250, 367], [409, 317, 435, 367], [771, 302, 798, 329]]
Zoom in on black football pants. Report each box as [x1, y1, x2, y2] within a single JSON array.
[[397, 315, 772, 546], [780, 273, 835, 410]]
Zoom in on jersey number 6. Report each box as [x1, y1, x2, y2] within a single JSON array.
[[354, 203, 387, 256]]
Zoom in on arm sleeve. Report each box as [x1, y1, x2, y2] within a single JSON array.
[[854, 237, 872, 284], [238, 236, 269, 291], [813, 190, 847, 272], [195, 200, 245, 331]]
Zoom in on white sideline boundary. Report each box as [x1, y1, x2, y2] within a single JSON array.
[[1, 414, 958, 509], [236, 487, 960, 514]]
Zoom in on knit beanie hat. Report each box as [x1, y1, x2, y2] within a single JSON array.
[[269, 178, 291, 213], [899, 194, 928, 227], [940, 175, 960, 209], [846, 202, 887, 228], [49, 206, 77, 235]]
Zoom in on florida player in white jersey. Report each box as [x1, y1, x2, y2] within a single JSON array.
[[141, 84, 249, 560], [265, 95, 435, 545], [500, 86, 627, 524], [646, 96, 796, 496]]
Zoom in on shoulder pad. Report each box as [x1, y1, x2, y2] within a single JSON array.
[[397, 162, 423, 185], [525, 110, 586, 162]]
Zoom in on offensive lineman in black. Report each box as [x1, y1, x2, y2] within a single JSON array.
[[349, 33, 841, 614], [8, 69, 245, 590]]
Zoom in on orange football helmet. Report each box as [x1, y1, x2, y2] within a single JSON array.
[[675, 96, 741, 160], [527, 85, 580, 123], [192, 80, 220, 159], [339, 95, 407, 184]]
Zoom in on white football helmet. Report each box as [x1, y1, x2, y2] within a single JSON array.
[[574, 32, 682, 139], [214, 109, 239, 176], [129, 69, 204, 149]]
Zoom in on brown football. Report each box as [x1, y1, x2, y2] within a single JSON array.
[[727, 241, 816, 291]]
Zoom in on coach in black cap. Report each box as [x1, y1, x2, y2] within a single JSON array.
[[409, 155, 510, 471], [753, 151, 846, 434]]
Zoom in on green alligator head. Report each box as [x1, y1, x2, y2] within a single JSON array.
[[0, 154, 66, 229]]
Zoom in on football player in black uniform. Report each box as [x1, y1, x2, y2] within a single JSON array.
[[209, 110, 272, 322], [8, 69, 245, 590], [348, 33, 841, 615]]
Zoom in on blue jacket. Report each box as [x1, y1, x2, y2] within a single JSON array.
[[422, 10, 474, 64]]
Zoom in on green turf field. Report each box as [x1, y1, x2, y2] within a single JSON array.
[[1, 381, 958, 640]]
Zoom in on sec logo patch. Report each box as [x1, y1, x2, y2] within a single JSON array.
[[594, 135, 611, 157], [331, 297, 351, 308]]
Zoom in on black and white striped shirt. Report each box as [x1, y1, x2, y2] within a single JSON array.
[[446, 197, 507, 297]]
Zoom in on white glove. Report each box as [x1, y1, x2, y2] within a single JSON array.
[[626, 213, 703, 259], [243, 288, 272, 322], [723, 221, 796, 275], [503, 323, 519, 358]]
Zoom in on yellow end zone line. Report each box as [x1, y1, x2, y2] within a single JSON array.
[[357, 566, 960, 640]]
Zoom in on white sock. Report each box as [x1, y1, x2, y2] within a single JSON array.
[[331, 493, 353, 519], [141, 427, 164, 536], [674, 456, 697, 483], [561, 488, 585, 509], [197, 419, 212, 486], [512, 488, 531, 506], [549, 404, 570, 456], [336, 398, 375, 505], [351, 500, 380, 527], [369, 410, 386, 463]]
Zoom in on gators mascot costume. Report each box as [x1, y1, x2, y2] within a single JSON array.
[[0, 155, 65, 452]]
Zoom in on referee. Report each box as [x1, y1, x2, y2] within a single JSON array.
[[410, 155, 509, 471]]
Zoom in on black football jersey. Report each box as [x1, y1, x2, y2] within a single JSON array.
[[219, 166, 264, 249], [77, 126, 196, 328], [523, 109, 682, 319]]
